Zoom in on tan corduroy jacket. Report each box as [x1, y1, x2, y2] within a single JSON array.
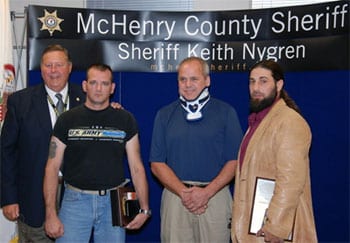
[[231, 99, 317, 243]]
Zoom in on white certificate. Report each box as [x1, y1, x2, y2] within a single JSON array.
[[249, 177, 293, 241]]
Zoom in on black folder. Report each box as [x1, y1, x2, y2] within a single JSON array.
[[110, 187, 140, 227]]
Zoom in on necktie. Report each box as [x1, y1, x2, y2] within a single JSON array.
[[55, 93, 64, 116]]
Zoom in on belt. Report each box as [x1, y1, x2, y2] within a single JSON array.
[[66, 184, 117, 196], [183, 182, 208, 188]]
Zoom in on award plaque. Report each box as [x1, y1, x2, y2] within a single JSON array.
[[249, 177, 293, 241]]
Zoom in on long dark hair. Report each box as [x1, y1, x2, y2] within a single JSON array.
[[250, 60, 302, 114]]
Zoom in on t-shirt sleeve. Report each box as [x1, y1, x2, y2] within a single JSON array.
[[52, 115, 68, 144], [224, 107, 243, 160], [125, 111, 139, 141], [149, 110, 166, 163]]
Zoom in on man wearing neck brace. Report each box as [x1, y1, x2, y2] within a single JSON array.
[[150, 57, 243, 242]]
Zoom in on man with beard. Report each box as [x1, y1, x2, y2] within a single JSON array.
[[231, 60, 317, 243]]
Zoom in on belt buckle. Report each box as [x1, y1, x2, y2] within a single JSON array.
[[99, 190, 107, 196], [184, 182, 207, 188], [184, 183, 195, 188]]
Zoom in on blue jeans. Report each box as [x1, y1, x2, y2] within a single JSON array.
[[56, 187, 125, 243]]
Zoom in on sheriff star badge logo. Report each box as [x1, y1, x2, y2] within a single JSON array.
[[38, 9, 64, 36]]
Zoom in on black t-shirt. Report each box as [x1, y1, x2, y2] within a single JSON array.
[[53, 104, 138, 190]]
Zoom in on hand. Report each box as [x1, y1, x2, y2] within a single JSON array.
[[192, 204, 208, 215], [125, 212, 149, 230], [44, 214, 64, 239], [257, 228, 284, 243], [110, 102, 123, 109], [2, 204, 19, 221], [181, 187, 209, 215], [0, 104, 3, 121], [0, 103, 8, 121]]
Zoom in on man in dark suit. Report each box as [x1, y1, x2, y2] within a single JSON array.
[[0, 44, 85, 242]]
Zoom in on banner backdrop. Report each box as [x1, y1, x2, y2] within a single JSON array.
[[27, 1, 349, 72]]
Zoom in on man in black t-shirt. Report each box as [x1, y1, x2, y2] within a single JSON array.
[[43, 63, 150, 242]]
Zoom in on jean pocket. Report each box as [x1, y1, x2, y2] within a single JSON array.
[[63, 187, 85, 201]]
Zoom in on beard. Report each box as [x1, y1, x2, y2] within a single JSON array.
[[249, 87, 277, 113]]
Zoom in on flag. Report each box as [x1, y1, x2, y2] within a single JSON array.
[[0, 1, 18, 242], [0, 0, 16, 124]]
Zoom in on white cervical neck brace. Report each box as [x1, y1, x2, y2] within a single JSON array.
[[180, 87, 210, 121]]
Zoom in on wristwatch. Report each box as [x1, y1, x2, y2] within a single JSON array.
[[139, 208, 152, 216]]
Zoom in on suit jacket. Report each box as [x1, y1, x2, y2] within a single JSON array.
[[0, 82, 85, 227], [231, 99, 317, 243]]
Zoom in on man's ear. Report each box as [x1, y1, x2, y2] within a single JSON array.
[[206, 76, 211, 87], [82, 80, 87, 92], [276, 79, 284, 92], [110, 82, 116, 94]]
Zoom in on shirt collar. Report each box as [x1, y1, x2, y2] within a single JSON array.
[[45, 84, 68, 101]]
